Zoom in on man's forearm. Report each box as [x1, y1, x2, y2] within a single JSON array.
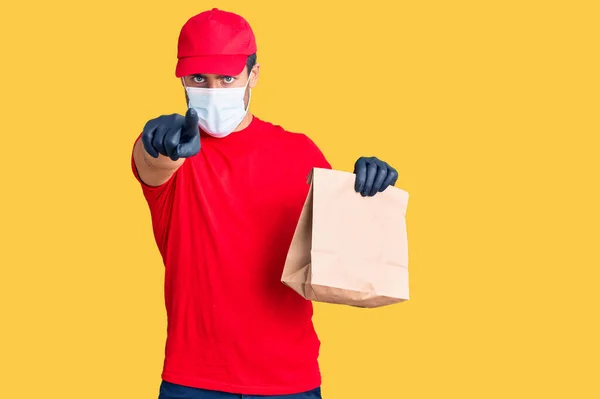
[[133, 137, 184, 186]]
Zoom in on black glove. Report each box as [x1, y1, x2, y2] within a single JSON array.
[[141, 108, 201, 161], [354, 156, 399, 197]]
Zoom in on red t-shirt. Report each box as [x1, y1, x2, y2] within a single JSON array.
[[131, 115, 331, 395]]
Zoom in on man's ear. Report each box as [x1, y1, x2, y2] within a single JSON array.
[[249, 64, 260, 89]]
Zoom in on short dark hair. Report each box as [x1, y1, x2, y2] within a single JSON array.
[[246, 53, 257, 75]]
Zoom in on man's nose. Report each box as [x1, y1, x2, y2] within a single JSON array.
[[207, 80, 220, 89]]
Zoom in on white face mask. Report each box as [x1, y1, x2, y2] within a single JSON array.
[[183, 75, 252, 138]]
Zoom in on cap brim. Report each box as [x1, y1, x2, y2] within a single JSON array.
[[175, 54, 248, 77]]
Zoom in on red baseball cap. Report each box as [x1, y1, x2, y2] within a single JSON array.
[[175, 8, 257, 77]]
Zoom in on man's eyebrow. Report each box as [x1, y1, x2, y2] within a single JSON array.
[[190, 74, 234, 78]]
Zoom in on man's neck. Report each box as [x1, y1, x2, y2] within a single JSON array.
[[234, 112, 254, 132]]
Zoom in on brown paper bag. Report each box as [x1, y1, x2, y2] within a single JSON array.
[[281, 167, 410, 308]]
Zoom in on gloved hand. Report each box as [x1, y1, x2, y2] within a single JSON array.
[[141, 108, 201, 161], [354, 156, 399, 197]]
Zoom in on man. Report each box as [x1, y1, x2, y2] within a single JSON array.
[[131, 8, 399, 399]]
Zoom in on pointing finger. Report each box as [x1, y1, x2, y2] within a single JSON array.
[[182, 108, 199, 138]]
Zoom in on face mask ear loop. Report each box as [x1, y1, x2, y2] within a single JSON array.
[[244, 71, 253, 112], [245, 71, 252, 89]]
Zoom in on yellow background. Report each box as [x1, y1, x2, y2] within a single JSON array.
[[1, 0, 598, 398]]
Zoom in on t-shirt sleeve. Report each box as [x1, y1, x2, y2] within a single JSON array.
[[302, 134, 332, 170], [130, 134, 183, 249]]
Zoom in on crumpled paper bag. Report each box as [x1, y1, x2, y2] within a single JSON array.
[[281, 168, 410, 308]]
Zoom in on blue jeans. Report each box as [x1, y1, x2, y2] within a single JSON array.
[[158, 380, 322, 399]]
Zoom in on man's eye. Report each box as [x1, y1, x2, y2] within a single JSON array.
[[223, 76, 234, 83], [192, 76, 204, 83]]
